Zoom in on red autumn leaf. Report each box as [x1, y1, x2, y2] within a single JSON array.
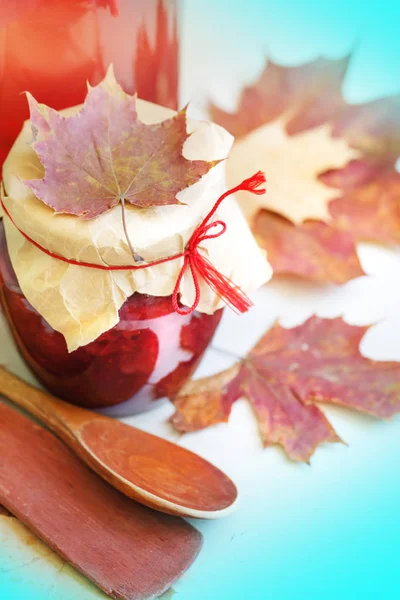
[[323, 95, 400, 244], [332, 95, 400, 161], [210, 57, 400, 281], [171, 316, 400, 462], [328, 173, 400, 245], [253, 209, 364, 284], [320, 162, 400, 245], [25, 67, 217, 219], [210, 56, 349, 139]]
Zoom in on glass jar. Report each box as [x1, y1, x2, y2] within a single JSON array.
[[0, 222, 222, 416], [0, 0, 179, 166]]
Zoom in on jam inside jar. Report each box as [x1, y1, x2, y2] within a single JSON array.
[[0, 222, 222, 416]]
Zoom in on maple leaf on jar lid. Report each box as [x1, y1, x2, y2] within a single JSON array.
[[170, 316, 400, 463], [24, 66, 218, 220]]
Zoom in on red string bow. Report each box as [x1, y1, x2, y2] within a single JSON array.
[[172, 170, 267, 315], [1, 171, 267, 316]]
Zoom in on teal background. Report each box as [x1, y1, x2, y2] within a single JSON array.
[[1, 1, 400, 599]]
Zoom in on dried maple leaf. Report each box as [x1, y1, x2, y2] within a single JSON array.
[[321, 95, 400, 244], [210, 56, 400, 281], [210, 58, 359, 224], [332, 95, 400, 161], [327, 170, 400, 245], [253, 210, 364, 284], [25, 66, 217, 219], [210, 56, 350, 138], [227, 120, 358, 224], [171, 316, 400, 462]]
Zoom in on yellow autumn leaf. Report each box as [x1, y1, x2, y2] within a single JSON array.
[[227, 119, 359, 224]]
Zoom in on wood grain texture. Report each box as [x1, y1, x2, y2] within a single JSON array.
[[0, 402, 202, 600], [0, 367, 238, 518], [81, 419, 237, 514]]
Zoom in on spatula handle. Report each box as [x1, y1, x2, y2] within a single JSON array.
[[0, 367, 74, 441]]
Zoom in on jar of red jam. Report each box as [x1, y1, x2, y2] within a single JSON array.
[[0, 74, 271, 416], [0, 221, 222, 416]]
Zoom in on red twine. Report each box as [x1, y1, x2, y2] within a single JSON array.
[[1, 171, 266, 315]]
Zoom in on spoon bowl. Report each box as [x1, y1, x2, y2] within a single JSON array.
[[0, 367, 237, 518]]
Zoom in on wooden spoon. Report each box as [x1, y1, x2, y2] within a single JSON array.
[[0, 367, 237, 519]]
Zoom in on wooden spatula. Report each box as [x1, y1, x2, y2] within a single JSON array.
[[0, 367, 237, 518], [0, 401, 202, 600]]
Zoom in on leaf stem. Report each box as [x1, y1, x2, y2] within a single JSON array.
[[120, 197, 143, 262], [211, 345, 242, 361]]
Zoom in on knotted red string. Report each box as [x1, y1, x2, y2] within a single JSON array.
[[1, 171, 266, 315]]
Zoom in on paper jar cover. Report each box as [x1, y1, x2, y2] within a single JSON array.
[[2, 97, 272, 351]]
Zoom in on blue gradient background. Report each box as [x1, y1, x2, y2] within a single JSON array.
[[1, 1, 400, 599]]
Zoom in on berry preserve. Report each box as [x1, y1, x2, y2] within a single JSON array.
[[0, 222, 222, 416]]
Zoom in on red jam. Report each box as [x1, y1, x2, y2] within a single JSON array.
[[0, 223, 222, 416]]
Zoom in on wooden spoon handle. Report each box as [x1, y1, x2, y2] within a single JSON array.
[[0, 367, 75, 442]]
